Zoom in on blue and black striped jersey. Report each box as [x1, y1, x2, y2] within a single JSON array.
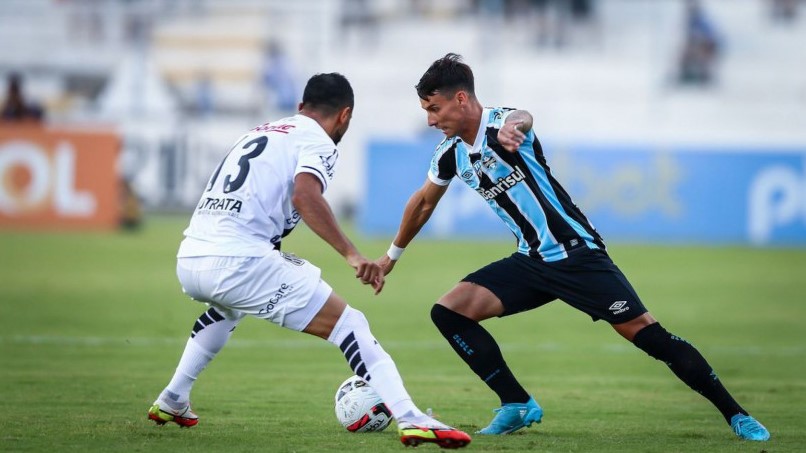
[[428, 107, 604, 262]]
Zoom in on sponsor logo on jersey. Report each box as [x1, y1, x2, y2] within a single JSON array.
[[608, 300, 630, 315], [475, 166, 526, 201], [286, 210, 301, 227], [197, 197, 243, 216], [252, 123, 296, 134]]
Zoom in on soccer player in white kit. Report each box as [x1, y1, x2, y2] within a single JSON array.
[[146, 73, 470, 449]]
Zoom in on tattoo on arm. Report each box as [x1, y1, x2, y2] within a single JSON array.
[[506, 110, 533, 133]]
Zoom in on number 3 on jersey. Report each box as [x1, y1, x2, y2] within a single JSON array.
[[207, 136, 268, 193]]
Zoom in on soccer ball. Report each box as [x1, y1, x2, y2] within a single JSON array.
[[334, 375, 392, 432]]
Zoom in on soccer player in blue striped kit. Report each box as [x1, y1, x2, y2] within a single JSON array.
[[377, 53, 770, 442]]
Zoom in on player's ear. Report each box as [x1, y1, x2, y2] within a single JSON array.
[[455, 90, 467, 105], [338, 106, 352, 124]]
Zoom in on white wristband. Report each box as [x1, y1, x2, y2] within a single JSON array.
[[386, 244, 405, 261]]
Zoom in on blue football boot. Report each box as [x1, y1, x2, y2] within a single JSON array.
[[477, 396, 543, 435], [730, 414, 770, 441]]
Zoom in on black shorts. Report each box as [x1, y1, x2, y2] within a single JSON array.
[[462, 247, 647, 323]]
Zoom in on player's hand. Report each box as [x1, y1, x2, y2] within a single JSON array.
[[347, 253, 385, 295], [376, 254, 397, 276], [497, 121, 526, 153]]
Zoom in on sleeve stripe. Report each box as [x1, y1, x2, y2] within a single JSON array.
[[437, 141, 458, 180], [299, 165, 328, 190], [428, 172, 451, 186]]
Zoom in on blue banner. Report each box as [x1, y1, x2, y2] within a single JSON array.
[[359, 138, 806, 246]]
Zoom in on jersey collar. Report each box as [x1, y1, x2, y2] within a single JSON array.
[[463, 108, 490, 154], [295, 113, 336, 147]]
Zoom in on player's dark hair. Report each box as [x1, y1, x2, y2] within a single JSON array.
[[301, 73, 354, 115], [416, 53, 475, 100]]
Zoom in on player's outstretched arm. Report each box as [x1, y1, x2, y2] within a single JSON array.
[[377, 179, 448, 275], [293, 172, 384, 294], [498, 110, 533, 153]]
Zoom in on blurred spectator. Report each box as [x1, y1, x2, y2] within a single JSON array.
[[261, 41, 300, 115], [474, 0, 506, 56], [769, 0, 799, 23], [473, 0, 505, 17], [341, 0, 380, 50], [64, 0, 105, 44], [519, 0, 595, 50], [569, 0, 594, 20], [193, 72, 214, 117], [678, 0, 721, 86], [1, 73, 44, 123], [530, 0, 571, 48], [122, 0, 155, 47], [119, 178, 143, 231]]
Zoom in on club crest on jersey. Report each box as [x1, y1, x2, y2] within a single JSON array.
[[482, 154, 497, 171], [469, 155, 497, 179]]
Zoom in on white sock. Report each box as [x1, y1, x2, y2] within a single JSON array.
[[327, 306, 426, 423], [161, 307, 241, 403]]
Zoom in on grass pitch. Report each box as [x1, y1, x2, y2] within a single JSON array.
[[1, 215, 804, 452]]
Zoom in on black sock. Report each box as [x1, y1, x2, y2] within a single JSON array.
[[633, 322, 747, 423], [431, 304, 530, 405]]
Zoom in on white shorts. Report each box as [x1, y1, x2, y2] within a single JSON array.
[[176, 251, 333, 331]]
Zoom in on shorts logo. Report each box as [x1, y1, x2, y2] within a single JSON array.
[[259, 283, 294, 315], [281, 252, 305, 266], [609, 301, 630, 315]]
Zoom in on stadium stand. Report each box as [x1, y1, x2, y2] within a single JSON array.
[[0, 0, 803, 213]]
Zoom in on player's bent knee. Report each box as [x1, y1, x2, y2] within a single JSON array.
[[210, 305, 246, 322], [326, 305, 370, 346], [431, 303, 448, 326], [431, 303, 476, 332], [612, 312, 657, 341], [437, 282, 503, 321]]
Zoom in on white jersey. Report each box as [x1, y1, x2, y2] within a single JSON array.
[[177, 114, 338, 257]]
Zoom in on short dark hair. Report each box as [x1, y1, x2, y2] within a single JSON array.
[[415, 53, 475, 100], [301, 73, 354, 115]]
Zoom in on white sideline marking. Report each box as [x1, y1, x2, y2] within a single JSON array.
[[1, 335, 803, 356]]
